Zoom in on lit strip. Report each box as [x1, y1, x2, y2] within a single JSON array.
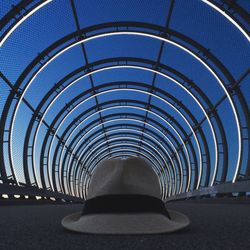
[[109, 153, 138, 159], [52, 87, 196, 192], [62, 105, 183, 196], [37, 62, 212, 193], [0, 0, 53, 47], [58, 96, 189, 196], [69, 126, 178, 197], [86, 141, 164, 173], [35, 75, 187, 194], [34, 66, 203, 194], [9, 31, 240, 189], [201, 0, 250, 43], [72, 117, 185, 198]]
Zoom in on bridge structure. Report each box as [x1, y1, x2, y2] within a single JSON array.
[[0, 0, 249, 203]]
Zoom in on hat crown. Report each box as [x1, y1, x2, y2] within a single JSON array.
[[87, 157, 161, 199]]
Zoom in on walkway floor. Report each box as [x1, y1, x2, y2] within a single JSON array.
[[0, 199, 249, 250]]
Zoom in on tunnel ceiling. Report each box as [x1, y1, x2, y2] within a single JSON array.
[[0, 0, 249, 200]]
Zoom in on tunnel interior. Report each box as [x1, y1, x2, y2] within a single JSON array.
[[0, 0, 249, 202]]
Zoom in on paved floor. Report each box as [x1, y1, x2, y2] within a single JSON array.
[[0, 199, 249, 250]]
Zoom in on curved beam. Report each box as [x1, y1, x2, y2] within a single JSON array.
[[67, 122, 187, 197], [9, 30, 241, 187], [51, 65, 217, 187], [47, 96, 192, 196], [39, 75, 209, 194], [34, 64, 210, 193], [37, 81, 195, 192], [49, 98, 186, 195], [202, 0, 250, 42], [23, 56, 227, 192], [21, 57, 228, 190], [0, 0, 53, 47], [29, 67, 210, 194], [51, 89, 195, 191], [85, 141, 165, 179], [71, 115, 189, 198], [61, 104, 186, 194], [1, 23, 243, 191], [73, 129, 176, 198]]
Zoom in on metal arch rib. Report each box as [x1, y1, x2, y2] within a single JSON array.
[[43, 86, 197, 193], [20, 56, 229, 189], [0, 23, 243, 191], [0, 0, 53, 47], [75, 129, 176, 199], [39, 89, 191, 196], [70, 114, 189, 198], [22, 57, 226, 192], [23, 57, 213, 192], [66, 121, 187, 198], [50, 98, 186, 195], [36, 71, 209, 193], [63, 105, 185, 196], [8, 29, 241, 189]]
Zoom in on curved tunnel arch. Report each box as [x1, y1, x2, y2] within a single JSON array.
[[72, 119, 176, 198], [67, 121, 187, 198], [19, 55, 230, 189], [53, 111, 185, 198], [74, 129, 176, 198], [21, 57, 217, 194], [44, 85, 200, 189], [69, 119, 180, 194], [40, 85, 205, 196], [6, 28, 241, 187], [0, 2, 249, 201], [19, 55, 229, 198], [33, 64, 219, 190]]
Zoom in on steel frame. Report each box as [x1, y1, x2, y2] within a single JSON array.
[[0, 2, 249, 201], [39, 82, 206, 196], [69, 121, 186, 198]]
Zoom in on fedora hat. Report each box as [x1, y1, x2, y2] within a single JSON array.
[[62, 157, 190, 234]]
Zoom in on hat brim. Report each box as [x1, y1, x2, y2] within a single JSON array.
[[61, 209, 190, 234]]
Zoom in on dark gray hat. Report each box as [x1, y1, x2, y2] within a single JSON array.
[[62, 157, 189, 234]]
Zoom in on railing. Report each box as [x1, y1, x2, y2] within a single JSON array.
[[0, 183, 83, 203], [166, 179, 250, 202]]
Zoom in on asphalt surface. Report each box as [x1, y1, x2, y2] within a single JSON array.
[[0, 199, 249, 250]]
